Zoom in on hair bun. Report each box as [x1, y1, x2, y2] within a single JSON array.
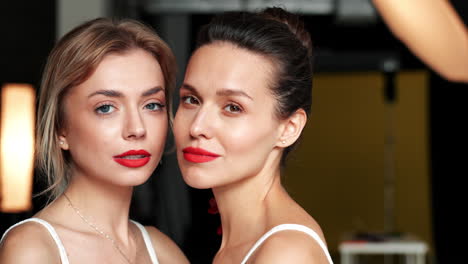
[[260, 7, 312, 57]]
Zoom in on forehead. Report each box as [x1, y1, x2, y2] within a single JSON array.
[[184, 43, 275, 96], [69, 49, 165, 97]]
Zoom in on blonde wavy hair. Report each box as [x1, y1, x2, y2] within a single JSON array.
[[36, 18, 177, 200]]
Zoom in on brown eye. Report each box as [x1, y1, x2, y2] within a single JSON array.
[[182, 95, 199, 105], [224, 104, 242, 113]]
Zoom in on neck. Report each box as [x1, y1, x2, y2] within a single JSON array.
[[59, 170, 134, 244], [213, 157, 286, 251]]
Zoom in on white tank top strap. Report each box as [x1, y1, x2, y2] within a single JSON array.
[[240, 224, 334, 264], [0, 217, 70, 264], [131, 220, 159, 264]]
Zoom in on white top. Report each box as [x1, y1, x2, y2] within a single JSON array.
[[0, 218, 159, 264], [240, 224, 334, 264], [131, 220, 159, 263]]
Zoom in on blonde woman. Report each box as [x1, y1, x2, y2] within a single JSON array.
[[0, 18, 188, 264]]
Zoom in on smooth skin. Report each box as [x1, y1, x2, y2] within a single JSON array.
[[0, 49, 188, 264], [373, 0, 468, 83], [174, 42, 330, 263]]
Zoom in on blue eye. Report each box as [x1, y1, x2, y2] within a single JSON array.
[[95, 104, 115, 114], [145, 102, 165, 111], [224, 104, 242, 113], [182, 95, 199, 105]]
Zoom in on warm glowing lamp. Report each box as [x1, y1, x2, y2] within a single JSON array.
[[0, 83, 35, 212]]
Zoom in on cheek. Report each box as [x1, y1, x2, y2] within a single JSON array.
[[63, 116, 119, 171], [66, 114, 120, 149], [174, 108, 190, 143], [147, 116, 168, 146], [221, 117, 277, 161], [226, 125, 272, 154]]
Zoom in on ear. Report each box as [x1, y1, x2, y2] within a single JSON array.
[[57, 131, 69, 150], [277, 109, 307, 148]]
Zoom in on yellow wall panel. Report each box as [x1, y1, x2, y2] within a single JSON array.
[[284, 71, 431, 255]]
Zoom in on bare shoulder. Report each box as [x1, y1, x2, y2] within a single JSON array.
[[0, 221, 60, 264], [250, 228, 331, 264], [144, 225, 189, 264]]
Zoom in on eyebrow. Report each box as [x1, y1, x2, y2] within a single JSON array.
[[142, 86, 164, 97], [87, 86, 164, 98], [181, 83, 253, 101], [180, 84, 201, 98], [216, 89, 253, 101], [88, 90, 123, 98]]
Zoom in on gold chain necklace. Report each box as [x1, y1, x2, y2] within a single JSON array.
[[63, 193, 133, 264]]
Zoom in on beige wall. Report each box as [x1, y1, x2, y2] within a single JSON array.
[[283, 71, 432, 255], [57, 0, 111, 38]]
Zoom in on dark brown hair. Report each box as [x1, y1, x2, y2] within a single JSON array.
[[196, 7, 313, 165]]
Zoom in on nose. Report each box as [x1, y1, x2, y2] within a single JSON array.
[[123, 108, 146, 140], [189, 106, 214, 140]]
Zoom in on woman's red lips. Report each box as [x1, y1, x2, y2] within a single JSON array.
[[182, 147, 220, 163], [113, 149, 151, 168]]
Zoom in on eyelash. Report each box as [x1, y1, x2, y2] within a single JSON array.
[[181, 95, 244, 114], [95, 103, 116, 115], [94, 101, 165, 115], [144, 102, 166, 111], [223, 103, 243, 114], [181, 95, 200, 105]]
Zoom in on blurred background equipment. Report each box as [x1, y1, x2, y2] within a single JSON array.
[[0, 84, 35, 213]]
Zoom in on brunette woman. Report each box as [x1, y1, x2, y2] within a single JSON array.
[[174, 7, 333, 264]]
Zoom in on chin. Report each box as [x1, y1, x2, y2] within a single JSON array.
[[119, 166, 155, 186], [181, 169, 213, 189], [134, 173, 153, 185], [117, 175, 150, 187]]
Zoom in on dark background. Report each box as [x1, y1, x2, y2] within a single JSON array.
[[1, 1, 467, 263]]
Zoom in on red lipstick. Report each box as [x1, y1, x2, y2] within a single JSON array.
[[182, 147, 220, 163], [113, 149, 151, 168]]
